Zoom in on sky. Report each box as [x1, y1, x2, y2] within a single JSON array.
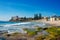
[[0, 0, 60, 21]]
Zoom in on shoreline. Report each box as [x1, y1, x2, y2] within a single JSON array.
[[0, 20, 60, 40], [35, 20, 60, 27]]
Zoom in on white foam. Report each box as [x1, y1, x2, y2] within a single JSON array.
[[1, 22, 31, 27], [0, 22, 50, 34]]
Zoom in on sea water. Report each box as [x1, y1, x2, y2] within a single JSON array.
[[0, 21, 50, 34]]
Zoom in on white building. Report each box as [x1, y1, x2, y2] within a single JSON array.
[[50, 15, 59, 21], [43, 15, 60, 21]]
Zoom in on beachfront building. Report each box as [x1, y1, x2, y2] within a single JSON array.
[[50, 16, 57, 21], [10, 16, 19, 22], [50, 15, 60, 21], [9, 16, 34, 22], [43, 15, 60, 21]]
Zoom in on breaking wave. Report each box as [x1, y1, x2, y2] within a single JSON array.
[[0, 21, 51, 34]]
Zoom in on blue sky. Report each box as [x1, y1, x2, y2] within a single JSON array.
[[0, 0, 60, 21]]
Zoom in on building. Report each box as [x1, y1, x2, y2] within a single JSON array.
[[10, 16, 23, 22], [11, 16, 19, 21], [50, 15, 60, 21], [10, 16, 33, 22], [43, 15, 60, 21]]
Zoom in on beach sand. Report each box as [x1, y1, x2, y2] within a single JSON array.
[[36, 19, 60, 26]]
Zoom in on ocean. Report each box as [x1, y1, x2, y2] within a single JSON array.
[[0, 21, 50, 34]]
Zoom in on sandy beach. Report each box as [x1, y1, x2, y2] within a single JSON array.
[[36, 19, 60, 26]]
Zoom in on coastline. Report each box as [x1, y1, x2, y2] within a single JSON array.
[[0, 20, 60, 40], [35, 19, 60, 27]]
